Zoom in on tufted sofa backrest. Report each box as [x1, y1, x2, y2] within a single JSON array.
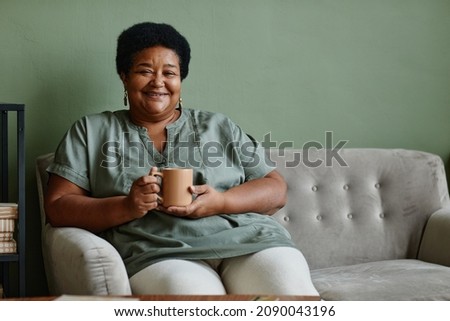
[[270, 148, 450, 270]]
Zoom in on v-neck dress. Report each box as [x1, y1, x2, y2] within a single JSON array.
[[47, 108, 295, 277]]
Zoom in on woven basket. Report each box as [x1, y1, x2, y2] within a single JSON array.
[[0, 232, 13, 241], [0, 239, 16, 253], [0, 204, 18, 253]]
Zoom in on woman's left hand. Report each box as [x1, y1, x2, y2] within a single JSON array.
[[158, 184, 225, 218], [158, 170, 287, 218]]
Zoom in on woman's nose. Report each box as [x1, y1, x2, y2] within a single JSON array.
[[151, 74, 164, 87]]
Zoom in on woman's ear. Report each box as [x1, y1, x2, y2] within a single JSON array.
[[120, 72, 127, 85]]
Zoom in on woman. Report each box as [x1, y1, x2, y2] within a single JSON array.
[[45, 22, 318, 295]]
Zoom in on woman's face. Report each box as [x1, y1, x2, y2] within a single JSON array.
[[121, 46, 181, 122]]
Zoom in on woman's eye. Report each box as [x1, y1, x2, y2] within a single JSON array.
[[137, 70, 153, 75]]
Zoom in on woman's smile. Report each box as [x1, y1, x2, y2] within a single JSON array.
[[145, 91, 170, 99]]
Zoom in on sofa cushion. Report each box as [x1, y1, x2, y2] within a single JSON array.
[[311, 259, 450, 300], [271, 148, 450, 270]]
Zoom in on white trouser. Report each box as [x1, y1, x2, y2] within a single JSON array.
[[129, 247, 319, 296]]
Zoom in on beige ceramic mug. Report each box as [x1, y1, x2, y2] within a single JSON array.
[[152, 168, 193, 207]]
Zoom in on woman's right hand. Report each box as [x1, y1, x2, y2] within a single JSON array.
[[126, 167, 161, 218]]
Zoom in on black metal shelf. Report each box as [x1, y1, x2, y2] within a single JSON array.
[[0, 254, 19, 262], [0, 103, 26, 297]]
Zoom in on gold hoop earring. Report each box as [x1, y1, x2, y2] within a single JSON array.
[[123, 89, 128, 106]]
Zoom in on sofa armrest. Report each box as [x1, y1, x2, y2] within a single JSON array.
[[43, 224, 132, 295], [418, 208, 450, 267]]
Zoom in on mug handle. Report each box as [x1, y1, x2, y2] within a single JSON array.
[[151, 172, 164, 204]]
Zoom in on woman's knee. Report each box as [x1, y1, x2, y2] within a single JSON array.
[[130, 259, 226, 295], [220, 247, 318, 295]]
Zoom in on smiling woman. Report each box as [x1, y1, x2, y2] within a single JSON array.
[[44, 22, 318, 296]]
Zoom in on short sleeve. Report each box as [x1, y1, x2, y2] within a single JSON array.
[[231, 124, 276, 181], [47, 117, 91, 191]]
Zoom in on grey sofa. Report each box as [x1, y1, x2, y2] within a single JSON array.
[[36, 148, 450, 300]]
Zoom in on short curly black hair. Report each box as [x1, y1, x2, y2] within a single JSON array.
[[116, 22, 191, 80]]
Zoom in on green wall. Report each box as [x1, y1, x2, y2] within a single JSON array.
[[1, 0, 449, 296]]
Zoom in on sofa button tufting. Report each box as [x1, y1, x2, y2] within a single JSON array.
[[347, 213, 353, 219], [316, 215, 322, 221], [284, 216, 290, 222], [343, 184, 349, 190], [312, 185, 318, 192], [379, 213, 385, 218], [374, 183, 381, 189]]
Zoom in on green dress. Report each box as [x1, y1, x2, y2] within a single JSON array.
[[48, 107, 295, 277]]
